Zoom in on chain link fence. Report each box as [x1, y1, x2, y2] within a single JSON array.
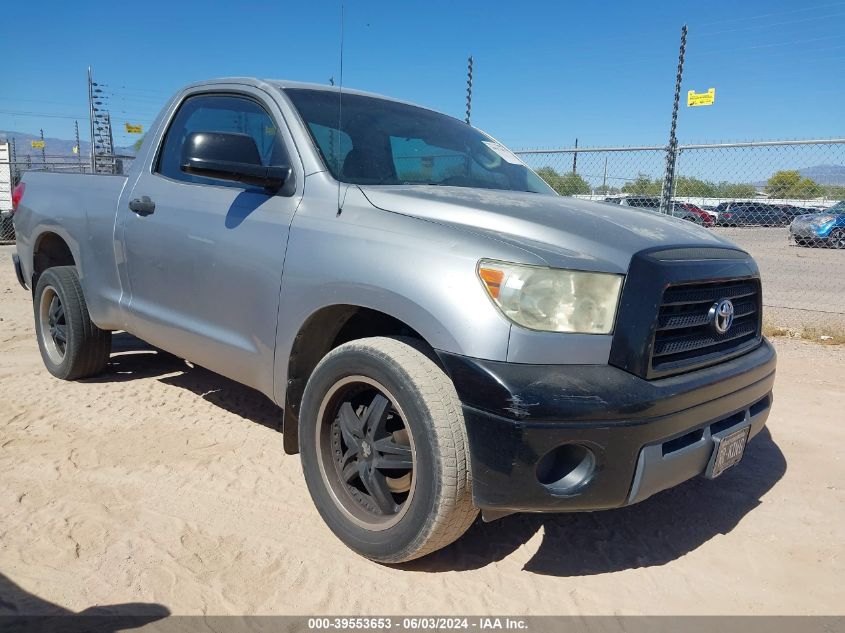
[[2, 140, 843, 331], [516, 139, 845, 332]]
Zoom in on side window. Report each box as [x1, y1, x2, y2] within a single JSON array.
[[156, 94, 288, 187]]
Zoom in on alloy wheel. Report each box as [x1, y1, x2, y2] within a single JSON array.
[[316, 376, 416, 530], [38, 286, 67, 364]]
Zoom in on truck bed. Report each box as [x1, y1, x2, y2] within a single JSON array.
[[14, 170, 130, 329]]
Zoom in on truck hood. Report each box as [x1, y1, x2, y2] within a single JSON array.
[[359, 185, 738, 273]]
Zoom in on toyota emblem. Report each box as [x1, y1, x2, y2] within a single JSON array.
[[709, 299, 735, 334]]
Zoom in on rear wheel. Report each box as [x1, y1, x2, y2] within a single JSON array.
[[829, 228, 845, 249], [34, 266, 112, 380], [299, 336, 477, 563]]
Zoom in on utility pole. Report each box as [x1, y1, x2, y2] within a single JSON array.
[[74, 121, 82, 170], [572, 138, 578, 174], [10, 138, 17, 184], [105, 113, 115, 172], [465, 55, 473, 125], [88, 67, 115, 173], [602, 156, 608, 193], [87, 67, 96, 172], [39, 129, 46, 167], [660, 25, 687, 214]]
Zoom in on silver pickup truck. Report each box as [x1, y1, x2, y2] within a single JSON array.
[[11, 78, 776, 563]]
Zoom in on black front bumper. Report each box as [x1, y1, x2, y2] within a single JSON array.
[[437, 339, 776, 515]]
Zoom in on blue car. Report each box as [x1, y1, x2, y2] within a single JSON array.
[[789, 200, 845, 249]]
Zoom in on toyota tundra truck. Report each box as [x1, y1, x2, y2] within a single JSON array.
[[10, 78, 776, 563]]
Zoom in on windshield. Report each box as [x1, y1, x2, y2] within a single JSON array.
[[284, 88, 554, 195], [827, 200, 845, 213]]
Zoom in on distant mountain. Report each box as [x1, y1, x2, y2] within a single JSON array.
[[0, 130, 135, 159], [799, 164, 845, 186]]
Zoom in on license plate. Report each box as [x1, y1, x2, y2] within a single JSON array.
[[707, 426, 750, 478]]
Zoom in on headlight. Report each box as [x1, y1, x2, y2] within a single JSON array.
[[477, 260, 624, 334], [813, 214, 835, 225]]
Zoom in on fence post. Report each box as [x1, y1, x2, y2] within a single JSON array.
[[40, 129, 47, 168], [660, 25, 687, 214], [465, 55, 473, 125], [10, 138, 16, 184]]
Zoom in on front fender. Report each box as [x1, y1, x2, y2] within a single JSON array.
[[271, 186, 524, 408]]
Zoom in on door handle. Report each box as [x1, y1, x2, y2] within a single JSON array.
[[129, 196, 156, 216]]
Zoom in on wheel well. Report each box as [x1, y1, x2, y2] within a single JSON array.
[[283, 305, 435, 454], [32, 232, 76, 288]]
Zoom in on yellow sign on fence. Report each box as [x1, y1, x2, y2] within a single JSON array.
[[125, 123, 143, 134], [687, 88, 716, 107], [31, 140, 45, 149]]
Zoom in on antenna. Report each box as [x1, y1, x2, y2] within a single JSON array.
[[336, 0, 345, 216]]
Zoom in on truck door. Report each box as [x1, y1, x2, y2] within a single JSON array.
[[120, 90, 302, 394]]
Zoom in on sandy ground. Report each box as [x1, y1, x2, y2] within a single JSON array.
[[712, 227, 845, 330], [0, 244, 843, 616]]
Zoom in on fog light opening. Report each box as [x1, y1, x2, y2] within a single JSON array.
[[536, 443, 596, 495]]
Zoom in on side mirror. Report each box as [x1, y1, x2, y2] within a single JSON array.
[[180, 131, 290, 191]]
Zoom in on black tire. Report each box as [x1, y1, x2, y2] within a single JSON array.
[[829, 228, 845, 250], [299, 336, 477, 563], [33, 266, 112, 380]]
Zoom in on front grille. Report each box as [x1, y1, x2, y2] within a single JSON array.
[[650, 279, 761, 373]]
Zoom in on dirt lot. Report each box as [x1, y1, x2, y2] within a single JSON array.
[[0, 244, 843, 616], [712, 227, 845, 330]]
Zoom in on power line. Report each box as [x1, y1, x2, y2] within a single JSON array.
[[694, 32, 845, 58], [0, 109, 88, 119], [699, 10, 845, 36], [698, 1, 845, 27], [95, 83, 172, 95]]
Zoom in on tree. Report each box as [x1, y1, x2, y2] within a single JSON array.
[[594, 184, 620, 195], [536, 166, 591, 196], [714, 182, 758, 198], [132, 135, 145, 153], [621, 174, 661, 195], [674, 176, 716, 198], [824, 185, 845, 200], [765, 170, 822, 200]]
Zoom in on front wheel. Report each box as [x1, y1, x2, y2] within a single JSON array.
[[299, 337, 478, 563], [829, 228, 845, 249], [34, 266, 112, 380]]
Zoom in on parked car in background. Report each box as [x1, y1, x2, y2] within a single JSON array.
[[714, 201, 789, 227], [789, 200, 845, 248], [619, 195, 661, 210], [673, 202, 714, 227], [614, 196, 712, 226], [776, 204, 818, 223]]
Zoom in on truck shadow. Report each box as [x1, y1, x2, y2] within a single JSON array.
[[82, 332, 282, 432], [401, 427, 786, 576], [88, 334, 786, 578], [0, 571, 169, 630]]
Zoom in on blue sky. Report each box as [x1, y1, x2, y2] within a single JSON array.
[[3, 0, 844, 150]]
